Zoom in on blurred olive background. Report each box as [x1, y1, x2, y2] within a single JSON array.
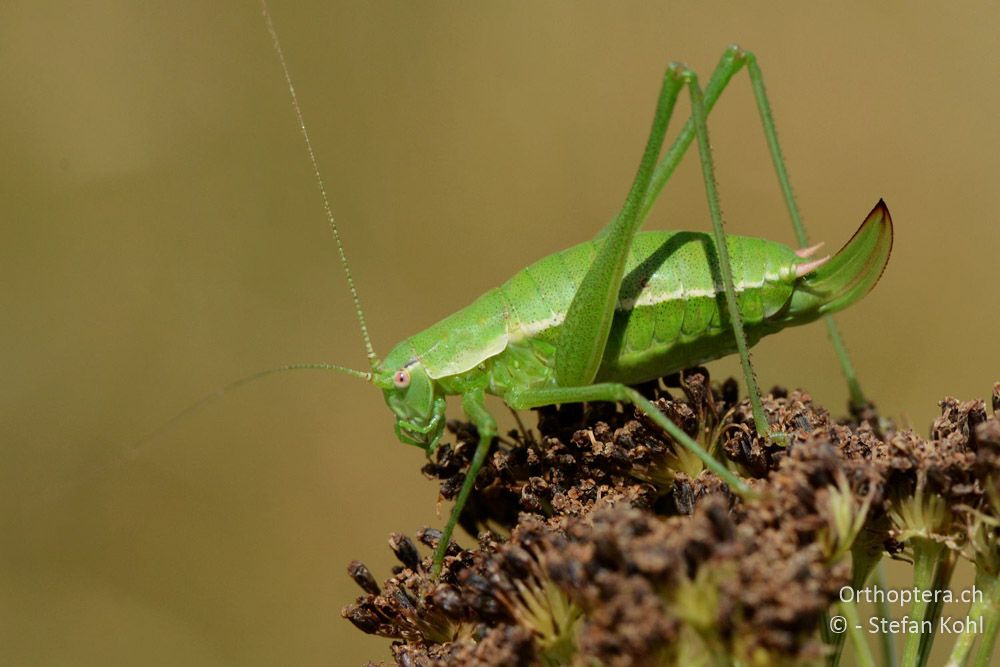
[[2, 1, 998, 665]]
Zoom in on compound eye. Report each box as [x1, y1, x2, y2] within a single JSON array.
[[393, 369, 411, 389]]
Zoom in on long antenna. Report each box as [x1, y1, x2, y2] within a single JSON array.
[[40, 363, 372, 501], [259, 0, 379, 368], [126, 363, 372, 462]]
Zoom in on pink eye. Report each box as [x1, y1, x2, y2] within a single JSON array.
[[393, 369, 410, 389]]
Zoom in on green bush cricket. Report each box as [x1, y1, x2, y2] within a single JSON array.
[[242, 4, 894, 575]]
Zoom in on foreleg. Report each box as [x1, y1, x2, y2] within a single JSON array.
[[430, 389, 497, 577]]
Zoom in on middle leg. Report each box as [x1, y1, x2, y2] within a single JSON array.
[[677, 66, 772, 440], [507, 384, 752, 497]]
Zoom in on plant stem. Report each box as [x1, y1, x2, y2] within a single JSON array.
[[917, 550, 955, 666], [822, 610, 838, 666], [947, 571, 999, 667], [839, 597, 877, 667], [874, 561, 899, 667], [829, 532, 886, 667], [972, 572, 1000, 667], [901, 538, 946, 667]]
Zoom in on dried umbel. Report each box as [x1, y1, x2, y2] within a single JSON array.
[[343, 371, 1000, 667]]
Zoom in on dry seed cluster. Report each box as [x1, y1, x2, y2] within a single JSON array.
[[343, 370, 1000, 666]]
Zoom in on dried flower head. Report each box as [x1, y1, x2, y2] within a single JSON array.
[[343, 373, 1000, 666]]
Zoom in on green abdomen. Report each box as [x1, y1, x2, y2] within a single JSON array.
[[391, 206, 890, 396], [403, 230, 802, 393], [500, 230, 800, 386]]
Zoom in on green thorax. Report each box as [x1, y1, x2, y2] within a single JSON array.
[[381, 230, 807, 397]]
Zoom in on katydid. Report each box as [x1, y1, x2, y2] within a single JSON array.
[[253, 5, 894, 574]]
